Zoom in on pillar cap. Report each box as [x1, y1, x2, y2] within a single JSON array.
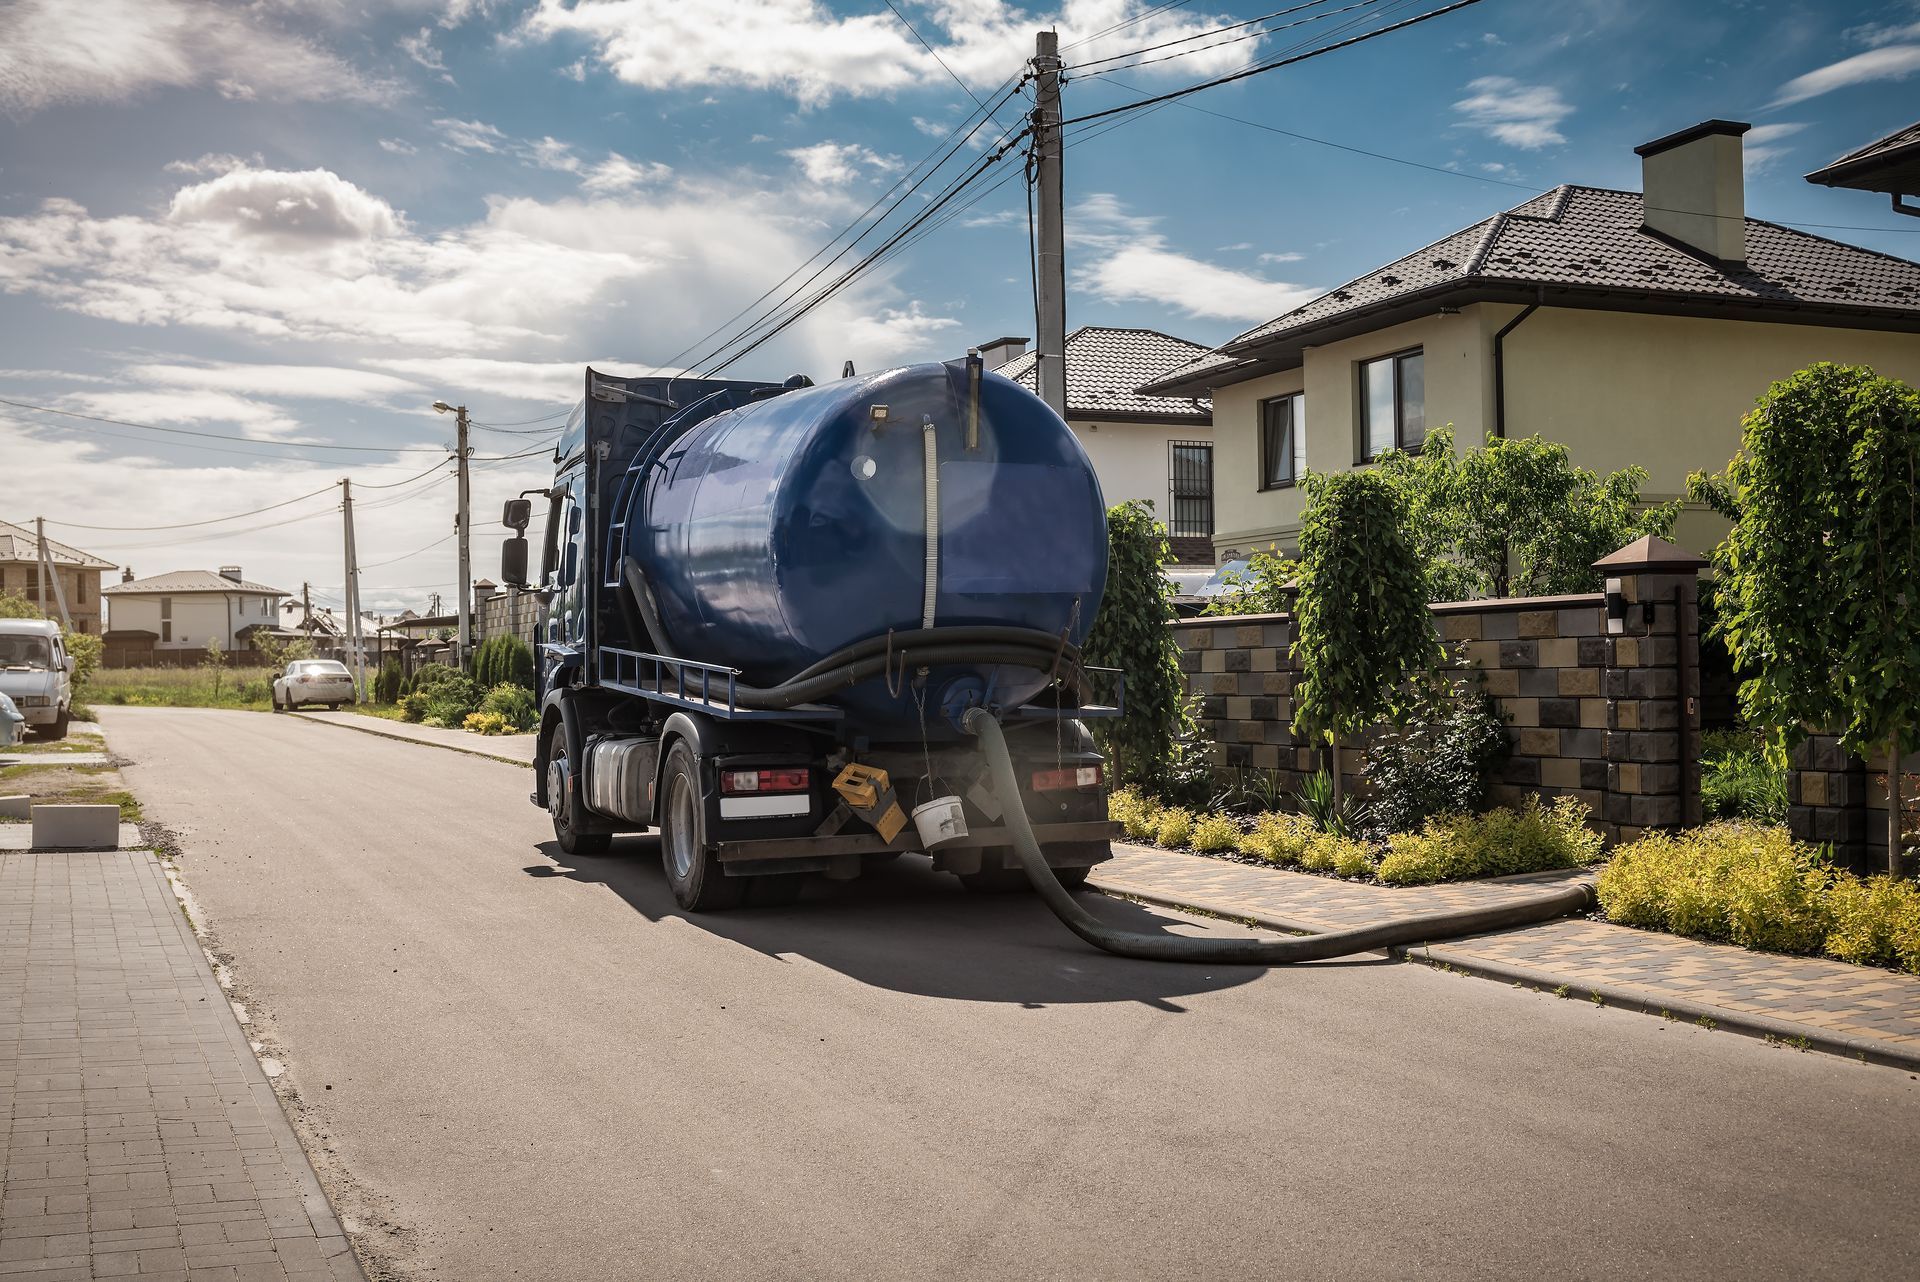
[[1592, 534, 1707, 574]]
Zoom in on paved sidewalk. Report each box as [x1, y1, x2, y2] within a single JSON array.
[[0, 850, 363, 1281], [289, 709, 534, 765], [1091, 843, 1920, 1069]]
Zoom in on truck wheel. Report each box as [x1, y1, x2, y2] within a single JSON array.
[[659, 741, 743, 911], [48, 709, 70, 740], [547, 737, 611, 857]]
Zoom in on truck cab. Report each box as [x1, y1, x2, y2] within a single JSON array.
[[0, 618, 74, 739]]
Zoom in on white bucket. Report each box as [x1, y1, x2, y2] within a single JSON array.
[[911, 795, 969, 848]]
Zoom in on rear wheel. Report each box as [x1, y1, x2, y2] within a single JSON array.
[[659, 741, 743, 911], [547, 734, 611, 857]]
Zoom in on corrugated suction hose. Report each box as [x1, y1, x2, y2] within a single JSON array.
[[961, 708, 1596, 964]]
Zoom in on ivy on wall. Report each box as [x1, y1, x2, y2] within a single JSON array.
[[1083, 500, 1189, 790]]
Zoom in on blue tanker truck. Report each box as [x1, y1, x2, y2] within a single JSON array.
[[497, 357, 1123, 911]]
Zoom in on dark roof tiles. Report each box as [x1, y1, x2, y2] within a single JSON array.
[[997, 326, 1212, 420]]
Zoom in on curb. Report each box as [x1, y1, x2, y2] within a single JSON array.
[[1088, 874, 1920, 1075], [289, 711, 532, 768]]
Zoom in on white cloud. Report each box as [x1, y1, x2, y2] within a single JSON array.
[[1070, 193, 1318, 323], [1771, 43, 1920, 105], [434, 117, 508, 153], [379, 138, 420, 155], [123, 361, 426, 404], [167, 166, 405, 244], [580, 153, 672, 194], [1452, 76, 1574, 149], [1843, 14, 1920, 48], [399, 27, 453, 80], [1257, 251, 1304, 264], [59, 388, 300, 440], [786, 141, 898, 185], [163, 153, 262, 176], [560, 57, 588, 81], [520, 0, 1258, 106], [1743, 121, 1808, 174], [0, 0, 398, 115]]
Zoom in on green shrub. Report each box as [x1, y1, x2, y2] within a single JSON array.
[[1151, 807, 1194, 848], [421, 715, 449, 729], [397, 691, 431, 722], [479, 683, 537, 732], [422, 675, 481, 725], [1297, 832, 1344, 873], [474, 635, 536, 691], [1699, 731, 1788, 823], [1083, 500, 1189, 791], [1108, 788, 1161, 841], [1361, 663, 1510, 835], [1238, 812, 1316, 866], [1294, 768, 1366, 838], [1331, 840, 1378, 879], [1190, 812, 1241, 853], [408, 663, 458, 695], [1377, 796, 1603, 886], [373, 660, 404, 704], [463, 711, 512, 736], [1822, 876, 1920, 970], [1597, 824, 1831, 955]]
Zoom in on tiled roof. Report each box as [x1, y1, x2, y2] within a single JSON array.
[[0, 518, 114, 570], [103, 570, 289, 596], [996, 326, 1212, 420], [1805, 120, 1920, 192], [1146, 185, 1920, 394]]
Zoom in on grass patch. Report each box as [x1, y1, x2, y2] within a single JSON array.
[[86, 666, 274, 711], [0, 759, 142, 822], [1699, 730, 1788, 823]]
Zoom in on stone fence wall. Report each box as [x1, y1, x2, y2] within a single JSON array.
[[1173, 540, 1705, 846], [1790, 738, 1920, 875]]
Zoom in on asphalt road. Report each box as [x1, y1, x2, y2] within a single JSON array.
[[103, 706, 1920, 1281]]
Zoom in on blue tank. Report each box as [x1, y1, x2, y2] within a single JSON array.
[[625, 361, 1107, 733]]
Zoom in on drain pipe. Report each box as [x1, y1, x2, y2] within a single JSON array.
[[963, 709, 1595, 964], [1491, 290, 1544, 440]]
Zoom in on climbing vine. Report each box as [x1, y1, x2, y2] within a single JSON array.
[[1696, 363, 1920, 874], [1083, 500, 1189, 790]]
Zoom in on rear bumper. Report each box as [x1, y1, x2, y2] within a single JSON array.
[[713, 818, 1119, 865]]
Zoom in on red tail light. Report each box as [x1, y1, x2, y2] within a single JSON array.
[[1030, 764, 1103, 792], [721, 767, 810, 795]]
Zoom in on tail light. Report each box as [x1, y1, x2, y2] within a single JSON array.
[[1030, 764, 1103, 792], [721, 767, 810, 795]]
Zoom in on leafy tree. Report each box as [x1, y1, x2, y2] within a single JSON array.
[[0, 590, 102, 687], [1083, 500, 1190, 790], [1696, 363, 1920, 874], [251, 631, 315, 669], [0, 589, 37, 620], [201, 638, 228, 700], [473, 635, 535, 691], [374, 659, 404, 704], [1377, 426, 1680, 598], [1201, 546, 1298, 617], [1291, 470, 1439, 807]]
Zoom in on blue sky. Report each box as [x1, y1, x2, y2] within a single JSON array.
[[3, 0, 1919, 614]]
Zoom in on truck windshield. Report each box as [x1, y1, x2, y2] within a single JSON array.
[[0, 636, 54, 670]]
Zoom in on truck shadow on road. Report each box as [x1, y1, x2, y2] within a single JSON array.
[[525, 838, 1392, 1009]]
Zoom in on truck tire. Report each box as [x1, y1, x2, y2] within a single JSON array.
[[659, 741, 743, 911], [547, 735, 611, 857], [48, 709, 70, 740]]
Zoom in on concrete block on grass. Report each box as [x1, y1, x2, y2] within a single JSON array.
[[0, 794, 30, 819], [31, 804, 122, 850]]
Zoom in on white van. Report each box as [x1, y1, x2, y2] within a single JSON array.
[[0, 618, 74, 738]]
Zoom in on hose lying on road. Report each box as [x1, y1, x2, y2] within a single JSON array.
[[962, 708, 1597, 964]]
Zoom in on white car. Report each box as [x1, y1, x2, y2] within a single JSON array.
[[0, 690, 24, 749], [0, 618, 74, 738], [272, 659, 356, 711]]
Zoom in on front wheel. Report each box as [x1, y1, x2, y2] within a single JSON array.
[[47, 709, 70, 740], [547, 734, 611, 857], [659, 741, 743, 911]]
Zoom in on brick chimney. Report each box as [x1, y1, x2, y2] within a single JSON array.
[[218, 565, 243, 583], [975, 335, 1030, 369], [1636, 119, 1750, 264], [120, 566, 134, 584]]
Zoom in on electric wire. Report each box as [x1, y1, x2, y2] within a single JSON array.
[[1060, 0, 1196, 51], [882, 0, 991, 112], [358, 532, 455, 572], [41, 483, 339, 532], [0, 395, 450, 455], [1065, 0, 1369, 74]]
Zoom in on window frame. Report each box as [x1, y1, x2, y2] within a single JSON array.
[[1258, 391, 1306, 491], [1356, 346, 1426, 463], [1166, 439, 1215, 539]]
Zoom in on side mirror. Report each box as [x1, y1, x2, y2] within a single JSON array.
[[502, 498, 532, 532], [501, 537, 529, 589], [63, 656, 75, 675]]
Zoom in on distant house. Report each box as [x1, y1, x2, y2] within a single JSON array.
[[1805, 118, 1920, 215], [0, 518, 113, 634], [102, 567, 289, 662], [1143, 119, 1920, 563], [989, 328, 1216, 563]]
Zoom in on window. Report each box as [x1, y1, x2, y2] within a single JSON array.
[[1260, 393, 1305, 489], [1167, 441, 1213, 538], [76, 574, 86, 605], [1359, 349, 1425, 461], [160, 596, 172, 643]]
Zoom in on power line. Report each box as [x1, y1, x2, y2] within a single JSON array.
[[359, 532, 454, 572], [1057, 0, 1487, 130], [42, 483, 338, 532], [882, 0, 990, 112], [1066, 0, 1360, 73], [1061, 0, 1196, 51], [0, 395, 449, 455]]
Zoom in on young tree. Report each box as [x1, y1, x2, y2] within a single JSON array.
[[1083, 499, 1189, 790], [1377, 427, 1680, 598], [1291, 470, 1440, 807], [1702, 363, 1920, 875], [201, 638, 228, 700]]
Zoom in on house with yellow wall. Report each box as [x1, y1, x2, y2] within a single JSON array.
[[1142, 120, 1920, 564]]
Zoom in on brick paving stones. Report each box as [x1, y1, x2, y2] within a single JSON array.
[[1092, 842, 1920, 1060], [0, 850, 364, 1281]]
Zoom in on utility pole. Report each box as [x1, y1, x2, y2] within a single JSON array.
[[341, 480, 366, 701], [1032, 30, 1067, 420], [302, 582, 311, 632], [34, 518, 71, 629], [434, 400, 473, 671]]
